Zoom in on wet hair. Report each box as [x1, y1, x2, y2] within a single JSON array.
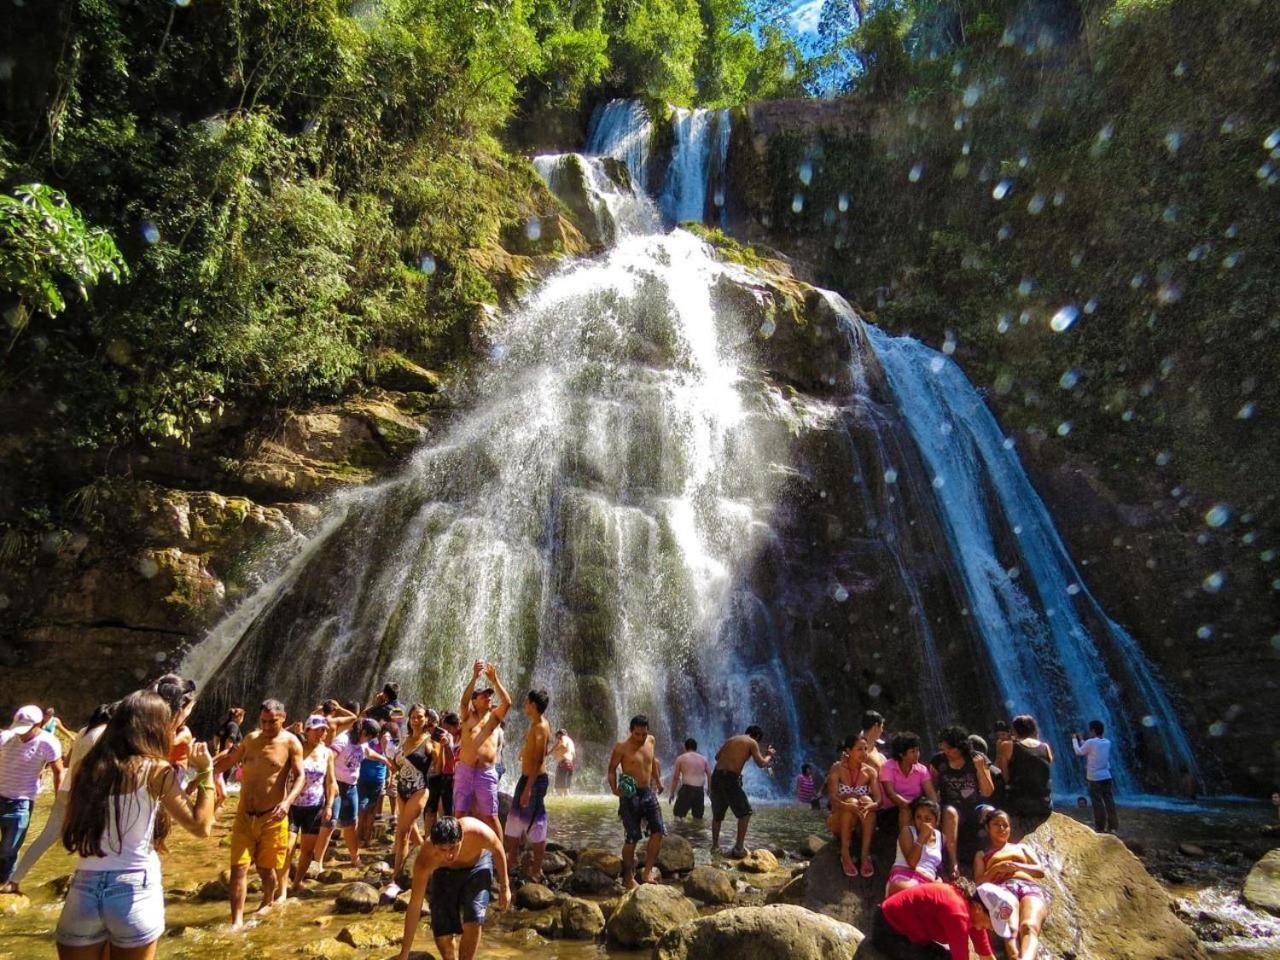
[[862, 710, 885, 732], [64, 690, 173, 857], [684, 738, 697, 751], [745, 724, 764, 740], [912, 797, 941, 820], [891, 731, 921, 760], [430, 816, 462, 845], [358, 718, 381, 741], [1088, 720, 1104, 736], [382, 682, 399, 701], [527, 690, 549, 714], [260, 698, 286, 715], [85, 702, 117, 731], [801, 763, 812, 775], [629, 715, 649, 731], [1011, 715, 1038, 738], [939, 725, 973, 758], [149, 674, 196, 715]]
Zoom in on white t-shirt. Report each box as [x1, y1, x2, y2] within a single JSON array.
[[674, 751, 713, 789], [1072, 736, 1112, 781], [59, 725, 106, 793], [0, 729, 62, 800]]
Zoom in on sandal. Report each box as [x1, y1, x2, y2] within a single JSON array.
[[842, 858, 857, 879], [860, 857, 874, 878]]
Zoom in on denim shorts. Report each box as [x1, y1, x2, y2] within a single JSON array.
[[56, 866, 165, 948]]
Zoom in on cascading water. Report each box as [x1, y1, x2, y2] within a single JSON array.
[[869, 328, 1201, 795], [585, 100, 655, 196]]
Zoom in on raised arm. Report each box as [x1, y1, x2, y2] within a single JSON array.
[[974, 752, 995, 798], [461, 660, 484, 718], [1072, 735, 1088, 756], [486, 664, 512, 720]]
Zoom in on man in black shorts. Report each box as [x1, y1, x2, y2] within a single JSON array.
[[607, 715, 665, 888], [397, 816, 509, 960], [710, 724, 775, 857]]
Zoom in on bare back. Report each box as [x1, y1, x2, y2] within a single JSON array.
[[715, 735, 763, 774], [239, 730, 299, 812]]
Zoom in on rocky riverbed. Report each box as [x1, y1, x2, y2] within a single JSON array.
[[1, 794, 1277, 959]]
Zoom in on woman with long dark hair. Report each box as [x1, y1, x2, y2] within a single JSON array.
[[384, 704, 438, 901], [55, 690, 215, 959]]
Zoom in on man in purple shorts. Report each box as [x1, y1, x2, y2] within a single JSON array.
[[453, 661, 510, 838], [504, 689, 551, 880]]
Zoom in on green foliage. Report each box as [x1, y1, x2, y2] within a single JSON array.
[[0, 183, 126, 333]]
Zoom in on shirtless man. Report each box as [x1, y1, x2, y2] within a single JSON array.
[[213, 698, 304, 928], [861, 710, 888, 770], [398, 816, 509, 960], [548, 728, 576, 796], [453, 661, 511, 836], [670, 738, 713, 820], [710, 724, 775, 857], [607, 714, 665, 888], [504, 689, 551, 880]]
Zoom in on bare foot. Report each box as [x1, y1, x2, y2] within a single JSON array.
[[255, 901, 274, 916], [625, 877, 639, 890]]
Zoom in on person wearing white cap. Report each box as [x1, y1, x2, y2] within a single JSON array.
[[288, 715, 337, 896], [0, 704, 65, 893], [872, 875, 1006, 960]]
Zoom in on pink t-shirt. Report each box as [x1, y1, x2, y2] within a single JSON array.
[[879, 760, 932, 809]]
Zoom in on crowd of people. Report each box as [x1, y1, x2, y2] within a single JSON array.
[[0, 666, 1128, 960]]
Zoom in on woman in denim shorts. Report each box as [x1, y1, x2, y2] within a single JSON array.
[[56, 689, 216, 958]]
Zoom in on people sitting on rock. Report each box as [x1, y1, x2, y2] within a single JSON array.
[[880, 731, 939, 829], [670, 738, 713, 820], [1071, 720, 1118, 834], [826, 733, 881, 879], [504, 689, 552, 882], [795, 763, 820, 809], [997, 715, 1053, 827], [930, 725, 995, 878], [607, 714, 665, 887], [872, 875, 1011, 960], [710, 725, 776, 858], [886, 797, 945, 897], [548, 728, 576, 796], [397, 815, 509, 960], [974, 807, 1050, 960]]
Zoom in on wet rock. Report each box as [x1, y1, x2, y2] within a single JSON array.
[[515, 882, 558, 910], [542, 849, 572, 874], [297, 937, 360, 959], [362, 861, 392, 886], [334, 881, 380, 914], [335, 919, 397, 949], [800, 835, 827, 858], [605, 883, 699, 948], [599, 895, 621, 920], [657, 834, 696, 876], [577, 847, 622, 878], [653, 904, 862, 960], [684, 865, 736, 905], [1243, 849, 1280, 916], [738, 849, 780, 873], [561, 896, 606, 939], [196, 877, 229, 901], [765, 873, 806, 906], [317, 869, 344, 884], [0, 893, 31, 915], [568, 865, 620, 895]]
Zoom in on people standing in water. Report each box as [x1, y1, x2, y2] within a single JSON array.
[[454, 662, 511, 838], [385, 704, 436, 900], [0, 704, 65, 894], [1072, 721, 1118, 834], [212, 699, 305, 928], [607, 715, 665, 888], [886, 797, 945, 896], [795, 763, 820, 808], [710, 725, 775, 857], [872, 876, 1009, 960], [670, 738, 713, 820], [504, 690, 551, 881], [55, 690, 216, 958], [355, 719, 394, 846], [974, 807, 1050, 960], [997, 715, 1053, 826], [931, 725, 995, 879], [879, 731, 939, 829], [549, 728, 576, 796], [397, 816, 509, 960], [314, 701, 363, 870], [826, 734, 881, 878], [288, 715, 336, 896]]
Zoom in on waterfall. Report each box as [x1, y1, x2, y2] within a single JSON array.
[[868, 327, 1200, 795], [531, 153, 659, 245], [585, 99, 731, 228]]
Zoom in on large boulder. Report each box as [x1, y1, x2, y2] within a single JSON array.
[[684, 865, 736, 905], [561, 896, 607, 939], [654, 904, 862, 960], [334, 881, 380, 914], [568, 865, 621, 895], [515, 882, 558, 911], [605, 883, 699, 948], [657, 834, 696, 876], [578, 848, 623, 878], [1243, 849, 1280, 916]]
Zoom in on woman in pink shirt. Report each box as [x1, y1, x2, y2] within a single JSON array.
[[879, 731, 938, 828]]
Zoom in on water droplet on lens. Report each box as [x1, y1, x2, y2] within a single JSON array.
[[1236, 401, 1257, 420], [883, 468, 898, 485], [1204, 504, 1231, 528], [713, 188, 725, 207], [928, 357, 945, 373], [1208, 721, 1226, 737], [1066, 583, 1081, 596], [932, 476, 945, 489], [1027, 194, 1045, 214], [1141, 715, 1156, 728], [833, 586, 849, 603], [525, 217, 542, 241], [997, 224, 1013, 241], [797, 160, 814, 186], [837, 193, 849, 212], [1002, 437, 1015, 450], [1121, 409, 1134, 421], [1196, 625, 1213, 639], [1056, 421, 1072, 436], [792, 193, 804, 213], [996, 314, 1011, 333], [1202, 570, 1226, 593], [1059, 369, 1080, 389], [909, 163, 923, 183], [1155, 450, 1172, 466], [993, 179, 1012, 200], [758, 318, 776, 339], [141, 221, 160, 244], [868, 683, 883, 697], [1017, 277, 1034, 296], [137, 556, 160, 579], [418, 254, 436, 275], [1164, 130, 1183, 155], [1050, 305, 1079, 332]]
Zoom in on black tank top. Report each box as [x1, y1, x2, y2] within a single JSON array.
[[1007, 740, 1052, 813]]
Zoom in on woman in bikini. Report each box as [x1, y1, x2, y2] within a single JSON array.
[[826, 734, 881, 878], [974, 807, 1050, 960], [885, 797, 945, 896], [384, 704, 439, 900]]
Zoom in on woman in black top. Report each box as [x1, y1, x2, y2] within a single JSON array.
[[996, 715, 1053, 824]]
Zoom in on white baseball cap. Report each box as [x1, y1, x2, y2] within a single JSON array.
[[9, 705, 44, 735], [977, 882, 1020, 940]]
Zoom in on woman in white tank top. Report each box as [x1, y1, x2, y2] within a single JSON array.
[[886, 797, 945, 897], [55, 689, 216, 959]]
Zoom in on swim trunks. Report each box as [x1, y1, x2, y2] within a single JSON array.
[[618, 786, 665, 845], [505, 773, 550, 845], [710, 769, 752, 820], [428, 851, 493, 936]]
